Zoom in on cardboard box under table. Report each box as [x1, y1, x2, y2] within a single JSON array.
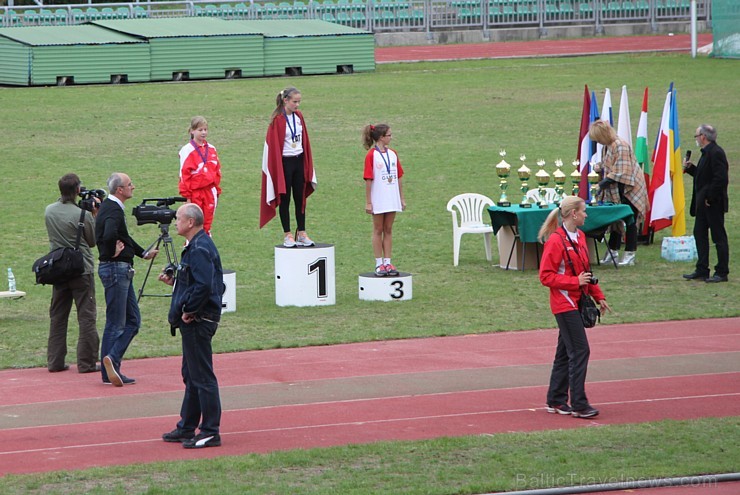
[[488, 203, 635, 270]]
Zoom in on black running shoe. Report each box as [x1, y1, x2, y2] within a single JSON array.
[[572, 407, 599, 419], [162, 429, 195, 443], [546, 404, 572, 415], [183, 433, 221, 449]]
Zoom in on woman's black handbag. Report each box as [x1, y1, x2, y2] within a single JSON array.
[[32, 209, 86, 286], [578, 291, 601, 328]]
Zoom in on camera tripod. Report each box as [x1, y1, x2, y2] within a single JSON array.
[[137, 223, 179, 302]]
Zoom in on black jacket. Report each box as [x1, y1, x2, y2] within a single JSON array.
[[685, 141, 729, 216], [95, 198, 146, 264]]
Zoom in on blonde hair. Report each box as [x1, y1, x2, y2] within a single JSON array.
[[589, 119, 617, 145], [189, 116, 208, 139], [537, 195, 586, 242], [271, 86, 301, 121]]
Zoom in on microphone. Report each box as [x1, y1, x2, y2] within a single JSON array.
[[685, 150, 692, 162]]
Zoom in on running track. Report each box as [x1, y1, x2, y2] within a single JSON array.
[[375, 33, 714, 63], [1, 318, 738, 483]]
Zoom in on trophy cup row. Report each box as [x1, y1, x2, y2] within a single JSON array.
[[495, 150, 601, 208]]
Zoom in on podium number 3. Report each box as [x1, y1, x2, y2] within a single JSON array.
[[308, 257, 328, 298], [390, 280, 404, 299]]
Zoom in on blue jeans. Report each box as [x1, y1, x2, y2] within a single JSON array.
[[99, 261, 140, 381], [177, 320, 221, 435]]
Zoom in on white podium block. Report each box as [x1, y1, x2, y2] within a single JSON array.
[[358, 272, 413, 302], [275, 243, 335, 307], [221, 269, 236, 313]]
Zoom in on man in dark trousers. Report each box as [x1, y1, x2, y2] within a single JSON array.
[[682, 124, 730, 283], [44, 173, 100, 373], [159, 203, 224, 449], [96, 172, 158, 386]]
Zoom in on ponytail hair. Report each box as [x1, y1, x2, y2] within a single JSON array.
[[361, 123, 390, 150], [271, 86, 300, 121], [537, 195, 585, 243]]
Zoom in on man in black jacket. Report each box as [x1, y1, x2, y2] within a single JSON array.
[[96, 173, 158, 386], [682, 124, 730, 283], [159, 203, 224, 449]]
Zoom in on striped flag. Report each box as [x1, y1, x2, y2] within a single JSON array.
[[649, 85, 685, 234], [635, 88, 651, 236], [669, 87, 686, 236], [635, 88, 649, 168], [576, 85, 591, 201], [649, 91, 673, 232], [591, 88, 613, 166]]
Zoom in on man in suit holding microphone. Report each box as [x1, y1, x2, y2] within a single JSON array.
[[682, 124, 730, 283]]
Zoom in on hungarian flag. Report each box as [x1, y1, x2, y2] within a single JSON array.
[[635, 88, 651, 236], [649, 86, 682, 234]]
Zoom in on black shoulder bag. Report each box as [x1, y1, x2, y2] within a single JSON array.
[[32, 209, 86, 285], [558, 228, 600, 328]]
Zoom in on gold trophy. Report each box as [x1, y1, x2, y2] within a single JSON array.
[[552, 158, 566, 205], [535, 159, 551, 208], [571, 159, 581, 197], [517, 154, 531, 208], [587, 166, 600, 206], [495, 149, 511, 207]]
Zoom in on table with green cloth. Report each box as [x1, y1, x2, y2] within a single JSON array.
[[487, 203, 635, 270]]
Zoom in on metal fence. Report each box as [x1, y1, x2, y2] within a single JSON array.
[[1, 0, 711, 33]]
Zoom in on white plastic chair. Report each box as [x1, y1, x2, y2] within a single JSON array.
[[446, 193, 494, 266], [525, 187, 558, 204]]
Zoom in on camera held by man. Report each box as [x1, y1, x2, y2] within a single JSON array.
[[78, 187, 106, 212]]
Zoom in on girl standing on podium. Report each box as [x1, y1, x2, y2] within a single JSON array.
[[259, 86, 317, 247], [362, 123, 406, 277], [179, 116, 222, 236]]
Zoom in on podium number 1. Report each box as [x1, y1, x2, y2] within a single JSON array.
[[307, 257, 328, 298]]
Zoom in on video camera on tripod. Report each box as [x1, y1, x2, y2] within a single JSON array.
[[132, 196, 187, 226], [133, 196, 186, 307]]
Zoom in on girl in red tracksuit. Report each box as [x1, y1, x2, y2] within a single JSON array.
[[179, 116, 222, 236], [538, 195, 611, 419]]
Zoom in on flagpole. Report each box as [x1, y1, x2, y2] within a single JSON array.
[[690, 0, 697, 58]]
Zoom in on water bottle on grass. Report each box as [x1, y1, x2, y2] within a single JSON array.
[[7, 268, 15, 292]]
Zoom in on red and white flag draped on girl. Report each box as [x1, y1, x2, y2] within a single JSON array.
[[259, 110, 317, 228]]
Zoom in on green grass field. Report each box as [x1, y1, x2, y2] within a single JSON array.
[[0, 53, 738, 492]]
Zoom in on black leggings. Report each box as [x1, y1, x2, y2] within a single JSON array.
[[279, 154, 306, 233], [608, 183, 639, 252]]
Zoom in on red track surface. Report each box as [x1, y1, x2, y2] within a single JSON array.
[[1, 318, 738, 480], [375, 33, 714, 63]]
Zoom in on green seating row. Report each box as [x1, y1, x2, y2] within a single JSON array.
[[3, 6, 147, 26]]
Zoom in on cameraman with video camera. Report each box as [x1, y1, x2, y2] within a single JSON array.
[[96, 172, 158, 387], [44, 173, 104, 374]]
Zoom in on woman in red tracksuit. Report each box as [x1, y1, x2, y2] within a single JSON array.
[[538, 195, 611, 419], [179, 116, 222, 236]]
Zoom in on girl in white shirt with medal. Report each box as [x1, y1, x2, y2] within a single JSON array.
[[362, 124, 406, 277]]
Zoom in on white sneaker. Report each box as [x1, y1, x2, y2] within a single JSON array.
[[283, 234, 296, 248], [296, 232, 315, 247], [600, 249, 617, 264], [619, 251, 636, 266]]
